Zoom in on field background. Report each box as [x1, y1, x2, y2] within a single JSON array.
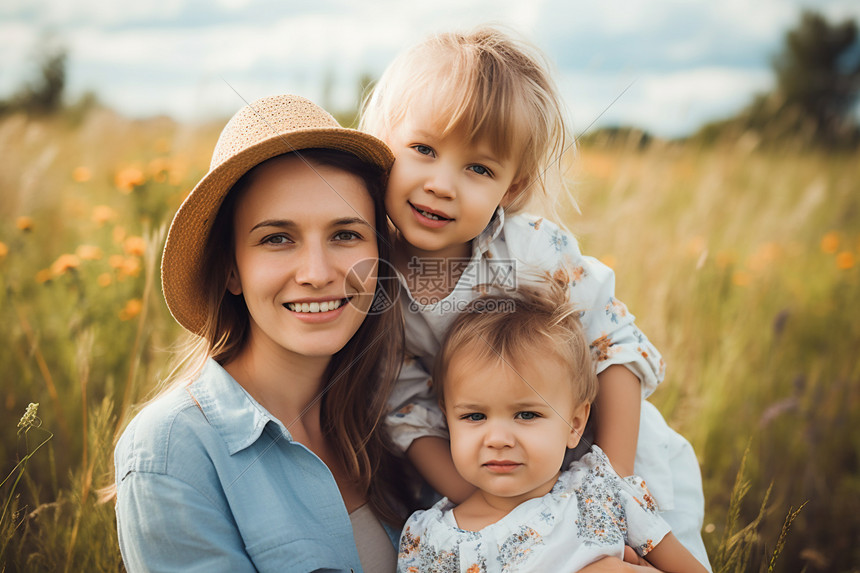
[[0, 108, 858, 572]]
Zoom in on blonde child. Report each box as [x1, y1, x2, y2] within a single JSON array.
[[397, 284, 708, 572], [361, 27, 711, 569]]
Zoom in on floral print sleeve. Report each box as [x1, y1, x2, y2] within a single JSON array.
[[386, 357, 449, 453], [506, 214, 665, 398]]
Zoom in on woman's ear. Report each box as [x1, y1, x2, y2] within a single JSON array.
[[226, 267, 242, 295], [567, 402, 591, 449]]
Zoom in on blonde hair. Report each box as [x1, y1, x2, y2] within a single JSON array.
[[435, 278, 598, 409], [360, 26, 570, 214]]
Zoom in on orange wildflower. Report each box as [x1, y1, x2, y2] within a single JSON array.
[[820, 232, 839, 254], [715, 251, 736, 269], [119, 256, 142, 278], [747, 242, 780, 271], [113, 226, 127, 244], [72, 166, 92, 182], [35, 268, 53, 283], [0, 241, 7, 259], [97, 272, 113, 287], [119, 299, 143, 321], [115, 166, 145, 193], [732, 271, 750, 286], [123, 236, 147, 256], [836, 251, 855, 270], [16, 216, 34, 231], [109, 254, 126, 269], [92, 205, 117, 226], [686, 236, 706, 256], [75, 245, 103, 261], [50, 254, 81, 276]]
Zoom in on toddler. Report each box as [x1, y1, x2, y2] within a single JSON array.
[[361, 26, 710, 569], [397, 284, 708, 572]]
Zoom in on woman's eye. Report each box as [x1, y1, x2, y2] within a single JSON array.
[[412, 144, 435, 157], [462, 413, 486, 422], [333, 230, 362, 241], [264, 234, 291, 245], [516, 411, 539, 420], [469, 164, 493, 177]]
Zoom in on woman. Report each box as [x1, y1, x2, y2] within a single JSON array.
[[114, 94, 411, 572]]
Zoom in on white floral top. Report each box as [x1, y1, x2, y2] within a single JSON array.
[[397, 447, 671, 573], [386, 209, 688, 505]]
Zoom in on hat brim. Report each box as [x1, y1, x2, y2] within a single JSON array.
[[161, 127, 393, 335]]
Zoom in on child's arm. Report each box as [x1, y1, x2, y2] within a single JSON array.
[[594, 365, 641, 476], [577, 556, 657, 571], [642, 532, 709, 573], [387, 358, 475, 502], [407, 436, 476, 503]]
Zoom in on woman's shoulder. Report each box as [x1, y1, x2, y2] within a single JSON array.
[[114, 380, 216, 479]]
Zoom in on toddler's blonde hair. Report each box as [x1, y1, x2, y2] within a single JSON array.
[[434, 277, 598, 410], [360, 26, 570, 214]]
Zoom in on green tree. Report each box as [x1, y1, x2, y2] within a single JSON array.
[[694, 10, 860, 147], [0, 43, 67, 116], [773, 10, 860, 144]]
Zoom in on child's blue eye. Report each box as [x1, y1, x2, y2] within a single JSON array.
[[412, 144, 435, 157], [469, 164, 493, 177], [516, 411, 539, 420], [462, 413, 486, 422]]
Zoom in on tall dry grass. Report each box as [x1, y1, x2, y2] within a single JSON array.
[[566, 134, 859, 572], [0, 111, 858, 572]]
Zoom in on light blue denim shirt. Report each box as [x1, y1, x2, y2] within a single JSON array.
[[115, 358, 396, 572]]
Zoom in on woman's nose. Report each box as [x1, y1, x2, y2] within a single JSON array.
[[294, 242, 337, 288]]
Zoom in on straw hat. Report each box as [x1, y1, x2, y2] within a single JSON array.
[[161, 94, 394, 334]]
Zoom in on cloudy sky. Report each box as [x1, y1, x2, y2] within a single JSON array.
[[2, 0, 859, 137]]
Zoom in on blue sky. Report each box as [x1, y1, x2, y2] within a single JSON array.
[[2, 0, 859, 136]]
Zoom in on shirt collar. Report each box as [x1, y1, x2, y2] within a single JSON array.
[[472, 207, 506, 256], [187, 358, 292, 455]]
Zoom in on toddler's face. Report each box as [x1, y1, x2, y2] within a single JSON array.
[[383, 106, 520, 259], [443, 349, 589, 507]]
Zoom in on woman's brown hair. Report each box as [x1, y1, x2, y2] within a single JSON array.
[[115, 149, 413, 524]]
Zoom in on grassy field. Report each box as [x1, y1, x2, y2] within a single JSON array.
[[1, 109, 858, 572]]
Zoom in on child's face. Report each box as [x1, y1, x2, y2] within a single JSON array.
[[227, 155, 379, 361], [384, 107, 521, 258], [443, 349, 589, 507]]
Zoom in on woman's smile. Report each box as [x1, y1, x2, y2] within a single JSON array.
[[228, 154, 379, 360]]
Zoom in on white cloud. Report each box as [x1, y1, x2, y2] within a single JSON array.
[[4, 0, 860, 134], [560, 67, 772, 137]]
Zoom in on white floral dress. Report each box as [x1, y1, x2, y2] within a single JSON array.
[[387, 208, 711, 570], [397, 447, 671, 573]]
